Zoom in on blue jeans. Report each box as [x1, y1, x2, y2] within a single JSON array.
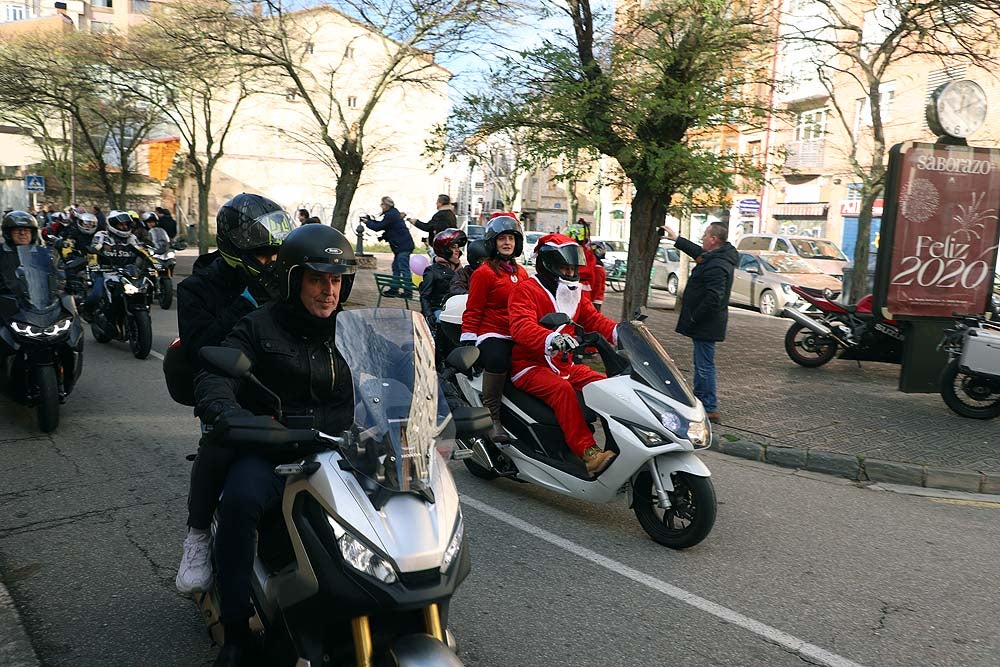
[[692, 339, 718, 413], [391, 251, 412, 294], [215, 455, 285, 622], [84, 273, 105, 309]]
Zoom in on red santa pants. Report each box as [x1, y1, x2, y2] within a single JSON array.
[[513, 364, 607, 456]]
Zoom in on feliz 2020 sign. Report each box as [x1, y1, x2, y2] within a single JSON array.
[[875, 142, 1000, 319]]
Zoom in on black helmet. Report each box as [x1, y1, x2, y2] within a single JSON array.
[[107, 210, 134, 238], [275, 224, 357, 304], [483, 214, 523, 259], [536, 234, 587, 282], [2, 210, 39, 245], [590, 240, 607, 262], [466, 239, 488, 267], [216, 193, 297, 280]]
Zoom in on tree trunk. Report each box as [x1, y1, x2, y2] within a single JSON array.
[[330, 155, 363, 233], [848, 189, 879, 303], [197, 181, 211, 255], [621, 185, 666, 319]]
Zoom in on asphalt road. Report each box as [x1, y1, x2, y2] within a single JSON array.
[[1, 303, 998, 667]]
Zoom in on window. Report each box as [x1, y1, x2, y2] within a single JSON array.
[[93, 0, 113, 8], [739, 254, 759, 271], [854, 83, 895, 132], [285, 88, 298, 102], [774, 238, 790, 252], [938, 2, 975, 25], [347, 96, 357, 108], [305, 42, 314, 55], [90, 21, 113, 33], [3, 4, 28, 21], [345, 46, 355, 60], [794, 108, 827, 141], [132, 0, 151, 13], [737, 236, 773, 251]]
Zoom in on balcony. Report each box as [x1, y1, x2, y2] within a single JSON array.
[[784, 139, 825, 171]]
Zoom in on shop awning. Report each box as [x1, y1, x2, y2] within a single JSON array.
[[773, 203, 829, 218]]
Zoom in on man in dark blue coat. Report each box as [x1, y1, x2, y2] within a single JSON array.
[[664, 222, 738, 424], [363, 196, 415, 297]]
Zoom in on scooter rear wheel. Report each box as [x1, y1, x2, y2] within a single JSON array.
[[940, 359, 1000, 419], [784, 323, 838, 368], [633, 471, 715, 549]]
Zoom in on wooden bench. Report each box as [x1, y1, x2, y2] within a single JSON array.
[[374, 272, 418, 309]]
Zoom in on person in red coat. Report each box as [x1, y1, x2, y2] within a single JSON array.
[[509, 234, 618, 476], [461, 213, 529, 441], [589, 241, 608, 312], [566, 220, 603, 310]]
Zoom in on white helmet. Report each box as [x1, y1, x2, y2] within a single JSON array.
[[77, 212, 98, 236], [106, 210, 133, 239]]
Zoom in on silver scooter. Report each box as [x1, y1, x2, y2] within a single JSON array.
[[197, 308, 489, 666]]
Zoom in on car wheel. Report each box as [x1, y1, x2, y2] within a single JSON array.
[[667, 273, 679, 295], [758, 289, 778, 316]]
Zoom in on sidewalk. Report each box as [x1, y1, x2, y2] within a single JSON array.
[[345, 254, 998, 495]]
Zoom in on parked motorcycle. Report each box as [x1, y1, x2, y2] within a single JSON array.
[[193, 309, 486, 666], [0, 245, 84, 432], [781, 285, 904, 367], [938, 314, 1000, 419], [90, 263, 154, 359], [439, 298, 716, 549]]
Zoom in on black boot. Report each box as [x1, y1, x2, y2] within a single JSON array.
[[213, 620, 255, 667], [481, 371, 510, 443]]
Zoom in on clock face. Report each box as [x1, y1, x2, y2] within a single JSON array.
[[931, 80, 988, 139]]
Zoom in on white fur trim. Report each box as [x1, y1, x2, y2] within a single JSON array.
[[460, 332, 476, 342]]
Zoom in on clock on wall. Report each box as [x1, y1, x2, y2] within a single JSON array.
[[926, 79, 988, 139]]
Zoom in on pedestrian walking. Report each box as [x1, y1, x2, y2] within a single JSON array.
[[362, 196, 414, 297], [662, 223, 738, 424]]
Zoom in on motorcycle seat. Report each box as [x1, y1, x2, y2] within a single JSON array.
[[502, 379, 597, 427]]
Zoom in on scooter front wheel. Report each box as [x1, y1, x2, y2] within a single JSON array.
[[633, 471, 716, 549], [34, 365, 59, 433]]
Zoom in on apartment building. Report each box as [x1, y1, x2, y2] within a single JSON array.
[[0, 0, 160, 33]]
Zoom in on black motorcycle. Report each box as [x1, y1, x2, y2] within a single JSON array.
[[938, 314, 1000, 419], [140, 243, 176, 310], [90, 263, 154, 359], [0, 245, 84, 432]]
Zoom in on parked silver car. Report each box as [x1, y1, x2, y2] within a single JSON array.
[[731, 251, 843, 316], [736, 234, 848, 278], [651, 245, 683, 294]]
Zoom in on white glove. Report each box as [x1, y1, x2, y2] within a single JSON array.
[[548, 333, 579, 354]]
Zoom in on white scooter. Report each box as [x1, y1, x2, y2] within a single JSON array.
[[439, 297, 716, 549], [196, 309, 491, 666]]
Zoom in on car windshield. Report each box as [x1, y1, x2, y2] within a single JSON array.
[[334, 309, 451, 495], [617, 321, 696, 407], [759, 254, 822, 273], [790, 239, 847, 260], [601, 240, 627, 252], [467, 225, 485, 239]]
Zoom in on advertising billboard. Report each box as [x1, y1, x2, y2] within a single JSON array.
[[874, 142, 1000, 319]]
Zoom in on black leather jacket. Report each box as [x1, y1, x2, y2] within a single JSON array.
[[419, 259, 457, 319], [177, 252, 256, 370], [195, 303, 354, 436]]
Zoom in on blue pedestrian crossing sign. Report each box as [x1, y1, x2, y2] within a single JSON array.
[[24, 175, 45, 193]]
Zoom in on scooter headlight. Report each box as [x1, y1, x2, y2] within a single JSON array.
[[123, 282, 139, 295], [9, 317, 73, 339], [327, 517, 397, 584], [636, 392, 705, 446], [686, 419, 708, 447], [440, 514, 464, 574]]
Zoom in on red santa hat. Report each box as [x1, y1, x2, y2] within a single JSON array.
[[531, 233, 580, 261]]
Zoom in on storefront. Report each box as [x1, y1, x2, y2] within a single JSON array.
[[772, 202, 830, 238], [839, 197, 884, 258]]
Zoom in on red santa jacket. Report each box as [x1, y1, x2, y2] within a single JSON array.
[[591, 261, 607, 304], [461, 261, 529, 342], [509, 275, 618, 379], [577, 245, 598, 301]]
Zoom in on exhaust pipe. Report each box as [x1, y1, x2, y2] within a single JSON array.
[[781, 308, 852, 347]]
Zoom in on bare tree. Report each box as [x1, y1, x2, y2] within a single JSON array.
[[781, 0, 1000, 301], [443, 0, 772, 317], [117, 9, 258, 253], [0, 104, 76, 205], [181, 0, 518, 231]]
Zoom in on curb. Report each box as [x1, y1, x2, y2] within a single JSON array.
[[712, 434, 999, 496], [0, 581, 40, 667]]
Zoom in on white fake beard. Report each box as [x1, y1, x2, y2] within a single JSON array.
[[555, 278, 582, 316]]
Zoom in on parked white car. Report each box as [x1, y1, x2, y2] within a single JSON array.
[[590, 237, 629, 265], [736, 234, 848, 278], [651, 244, 683, 294]]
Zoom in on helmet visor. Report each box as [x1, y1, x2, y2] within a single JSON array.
[[231, 210, 297, 251]]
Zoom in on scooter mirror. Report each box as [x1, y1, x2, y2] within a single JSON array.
[[539, 312, 570, 329], [200, 346, 253, 380], [445, 346, 478, 373]]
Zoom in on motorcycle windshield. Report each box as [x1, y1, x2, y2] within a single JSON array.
[[335, 308, 450, 494], [7, 246, 59, 313], [617, 321, 697, 407]]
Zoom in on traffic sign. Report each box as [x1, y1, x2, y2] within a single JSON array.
[[737, 198, 761, 214], [24, 175, 45, 193]]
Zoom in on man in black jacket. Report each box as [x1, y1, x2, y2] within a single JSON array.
[[363, 196, 414, 297], [194, 225, 356, 667], [407, 194, 457, 249], [664, 223, 738, 424]]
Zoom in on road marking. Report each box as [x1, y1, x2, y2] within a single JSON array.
[[462, 495, 867, 667], [150, 350, 164, 361], [929, 498, 1000, 509]]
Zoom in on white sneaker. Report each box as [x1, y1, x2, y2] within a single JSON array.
[[175, 530, 213, 595]]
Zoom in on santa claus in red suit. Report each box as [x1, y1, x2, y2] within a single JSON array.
[[508, 234, 619, 476]]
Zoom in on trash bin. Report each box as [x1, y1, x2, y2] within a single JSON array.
[[186, 223, 197, 243]]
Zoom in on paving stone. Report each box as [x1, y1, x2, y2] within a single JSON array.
[[712, 439, 764, 461], [864, 459, 925, 487], [804, 450, 862, 480], [765, 446, 807, 469], [924, 467, 985, 494]]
